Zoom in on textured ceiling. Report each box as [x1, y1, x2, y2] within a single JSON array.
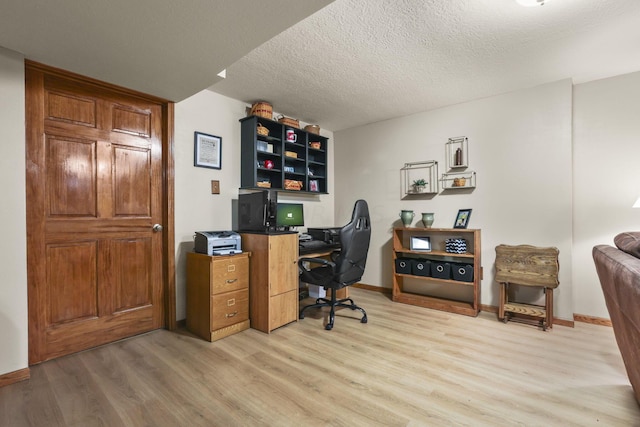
[[0, 0, 333, 101], [210, 0, 640, 131]]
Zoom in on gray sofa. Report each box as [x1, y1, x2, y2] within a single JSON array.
[[592, 232, 640, 405]]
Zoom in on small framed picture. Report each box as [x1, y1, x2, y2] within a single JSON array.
[[410, 236, 431, 251], [194, 131, 222, 169], [454, 209, 472, 229], [309, 179, 319, 192]]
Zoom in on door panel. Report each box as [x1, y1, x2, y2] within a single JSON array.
[[113, 145, 151, 216], [111, 237, 153, 312], [46, 241, 98, 325], [46, 91, 97, 127], [46, 136, 97, 217], [112, 104, 151, 137], [27, 64, 167, 364]]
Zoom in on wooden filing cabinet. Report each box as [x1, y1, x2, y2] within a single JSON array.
[[240, 232, 299, 333], [186, 252, 250, 341]]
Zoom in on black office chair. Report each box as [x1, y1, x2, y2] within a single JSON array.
[[299, 199, 371, 330]]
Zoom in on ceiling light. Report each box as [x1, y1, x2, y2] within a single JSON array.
[[516, 0, 548, 6]]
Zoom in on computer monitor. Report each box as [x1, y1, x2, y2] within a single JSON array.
[[275, 203, 304, 229]]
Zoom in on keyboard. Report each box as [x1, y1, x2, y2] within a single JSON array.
[[299, 239, 340, 254]]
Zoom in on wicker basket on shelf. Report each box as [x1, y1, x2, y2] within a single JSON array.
[[453, 177, 467, 187], [284, 179, 303, 191], [257, 123, 269, 136], [304, 124, 320, 135], [249, 101, 273, 119], [278, 116, 300, 128]]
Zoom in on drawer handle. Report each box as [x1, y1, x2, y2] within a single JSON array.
[[226, 311, 238, 318], [226, 279, 237, 283]]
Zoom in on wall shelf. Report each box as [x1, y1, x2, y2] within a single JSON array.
[[401, 161, 438, 197], [240, 115, 328, 194], [441, 171, 476, 190], [445, 136, 468, 170]]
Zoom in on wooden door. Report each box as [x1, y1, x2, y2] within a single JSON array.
[[268, 234, 299, 330], [269, 234, 299, 296], [26, 64, 168, 364]]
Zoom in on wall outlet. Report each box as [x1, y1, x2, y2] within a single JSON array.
[[211, 180, 220, 194]]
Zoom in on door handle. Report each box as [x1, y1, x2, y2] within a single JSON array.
[[152, 224, 163, 232]]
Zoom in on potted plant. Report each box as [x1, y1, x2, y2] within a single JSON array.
[[412, 179, 427, 193]]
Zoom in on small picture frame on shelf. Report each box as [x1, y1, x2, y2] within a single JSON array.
[[194, 131, 222, 169], [410, 236, 431, 251], [309, 179, 319, 192], [453, 209, 472, 229]]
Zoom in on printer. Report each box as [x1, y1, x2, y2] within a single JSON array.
[[194, 231, 242, 256]]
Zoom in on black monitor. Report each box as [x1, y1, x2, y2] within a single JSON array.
[[238, 191, 269, 231], [275, 203, 304, 229]]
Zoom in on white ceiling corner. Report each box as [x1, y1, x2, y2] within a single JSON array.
[[0, 0, 334, 101]]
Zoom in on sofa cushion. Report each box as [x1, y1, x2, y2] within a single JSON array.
[[614, 232, 640, 258]]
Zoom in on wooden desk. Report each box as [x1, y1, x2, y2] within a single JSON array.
[[299, 248, 348, 299]]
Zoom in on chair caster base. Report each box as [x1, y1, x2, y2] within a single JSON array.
[[361, 316, 368, 324], [325, 324, 333, 330]]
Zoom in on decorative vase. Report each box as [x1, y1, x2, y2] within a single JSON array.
[[400, 210, 415, 227], [421, 212, 434, 228]]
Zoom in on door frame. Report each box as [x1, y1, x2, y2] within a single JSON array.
[[25, 61, 176, 364]]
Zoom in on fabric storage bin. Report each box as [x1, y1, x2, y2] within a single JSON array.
[[445, 238, 467, 254], [452, 263, 474, 282], [431, 262, 451, 279], [412, 259, 431, 277], [395, 257, 413, 274]]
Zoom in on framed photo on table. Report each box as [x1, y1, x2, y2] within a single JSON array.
[[454, 209, 472, 229], [194, 131, 222, 169]]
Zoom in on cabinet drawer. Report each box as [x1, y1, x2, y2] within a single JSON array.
[[211, 289, 249, 330], [211, 256, 249, 295]]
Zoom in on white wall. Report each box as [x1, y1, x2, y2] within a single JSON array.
[[573, 71, 640, 318], [174, 90, 334, 320], [334, 80, 574, 320], [0, 47, 27, 376]]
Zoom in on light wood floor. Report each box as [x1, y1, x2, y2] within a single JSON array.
[[2, 288, 639, 426]]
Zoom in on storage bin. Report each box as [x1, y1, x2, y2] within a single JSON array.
[[395, 257, 413, 274], [445, 238, 467, 254], [412, 259, 431, 277], [431, 262, 451, 279], [452, 263, 474, 282]]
